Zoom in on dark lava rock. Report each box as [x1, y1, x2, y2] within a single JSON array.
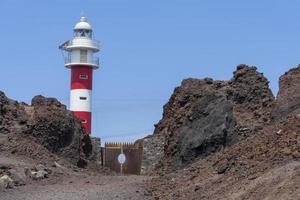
[[272, 65, 300, 120], [151, 65, 275, 171], [228, 65, 274, 129], [30, 95, 92, 165], [31, 95, 67, 109], [179, 93, 237, 164], [0, 93, 92, 166], [0, 91, 28, 135], [217, 162, 229, 174]]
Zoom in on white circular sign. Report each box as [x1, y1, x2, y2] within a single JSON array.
[[118, 153, 126, 164]]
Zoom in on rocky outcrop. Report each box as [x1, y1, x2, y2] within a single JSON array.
[[178, 92, 236, 164], [0, 93, 92, 167], [227, 65, 274, 130], [146, 65, 275, 171], [272, 65, 300, 120], [0, 91, 28, 135], [29, 95, 91, 166]]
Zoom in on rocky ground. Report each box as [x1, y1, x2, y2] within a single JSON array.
[[1, 175, 150, 200], [146, 116, 300, 199], [0, 124, 150, 199], [0, 150, 150, 200]]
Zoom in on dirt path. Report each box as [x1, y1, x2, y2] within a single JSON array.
[[1, 174, 152, 200], [0, 149, 153, 200]]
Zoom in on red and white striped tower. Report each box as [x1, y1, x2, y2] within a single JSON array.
[[59, 16, 100, 134]]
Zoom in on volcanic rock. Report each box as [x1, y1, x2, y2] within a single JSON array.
[[272, 65, 300, 120], [0, 91, 28, 135], [148, 115, 300, 199], [147, 65, 275, 171], [25, 168, 48, 180], [0, 92, 92, 167], [8, 169, 27, 186], [0, 175, 13, 190], [29, 95, 91, 165]]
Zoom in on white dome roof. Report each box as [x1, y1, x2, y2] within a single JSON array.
[[74, 16, 92, 30]]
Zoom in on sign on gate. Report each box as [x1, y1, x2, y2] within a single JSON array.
[[102, 142, 143, 175]]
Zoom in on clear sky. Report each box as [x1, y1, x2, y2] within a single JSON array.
[[1, 0, 300, 143]]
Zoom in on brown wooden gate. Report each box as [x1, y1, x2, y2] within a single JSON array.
[[102, 143, 143, 175]]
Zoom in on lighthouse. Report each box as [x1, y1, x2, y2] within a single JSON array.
[[59, 16, 100, 134]]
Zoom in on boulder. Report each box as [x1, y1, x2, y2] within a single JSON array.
[[0, 175, 13, 190], [30, 95, 89, 165], [31, 170, 48, 180], [24, 167, 48, 180], [8, 169, 27, 186]]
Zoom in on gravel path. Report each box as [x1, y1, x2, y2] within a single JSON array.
[[1, 174, 152, 200], [0, 137, 153, 200]]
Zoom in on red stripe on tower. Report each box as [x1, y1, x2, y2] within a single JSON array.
[[73, 111, 92, 133], [59, 16, 100, 135], [71, 66, 93, 90]]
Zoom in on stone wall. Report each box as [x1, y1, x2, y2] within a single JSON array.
[[141, 135, 164, 174], [90, 137, 102, 164]]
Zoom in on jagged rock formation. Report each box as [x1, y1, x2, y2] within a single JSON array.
[[0, 91, 28, 135], [0, 93, 92, 167], [146, 65, 300, 199], [272, 65, 300, 120], [144, 65, 275, 171], [227, 65, 274, 129]]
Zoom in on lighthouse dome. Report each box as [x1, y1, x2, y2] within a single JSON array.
[[74, 16, 92, 31]]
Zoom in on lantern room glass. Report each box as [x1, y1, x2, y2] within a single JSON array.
[[74, 29, 92, 38]]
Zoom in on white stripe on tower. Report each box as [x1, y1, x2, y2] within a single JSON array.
[[70, 89, 92, 112]]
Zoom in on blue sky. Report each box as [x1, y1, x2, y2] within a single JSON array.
[[1, 0, 300, 143]]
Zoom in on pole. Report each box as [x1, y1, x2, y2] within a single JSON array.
[[120, 144, 123, 176]]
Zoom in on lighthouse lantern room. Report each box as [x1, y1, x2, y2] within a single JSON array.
[[59, 16, 100, 134]]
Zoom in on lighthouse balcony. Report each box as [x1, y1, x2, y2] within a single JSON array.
[[64, 56, 99, 68], [64, 38, 100, 52]]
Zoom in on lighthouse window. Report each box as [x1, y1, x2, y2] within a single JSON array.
[[79, 74, 88, 79], [79, 97, 87, 100], [80, 50, 88, 63], [74, 29, 92, 38]]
